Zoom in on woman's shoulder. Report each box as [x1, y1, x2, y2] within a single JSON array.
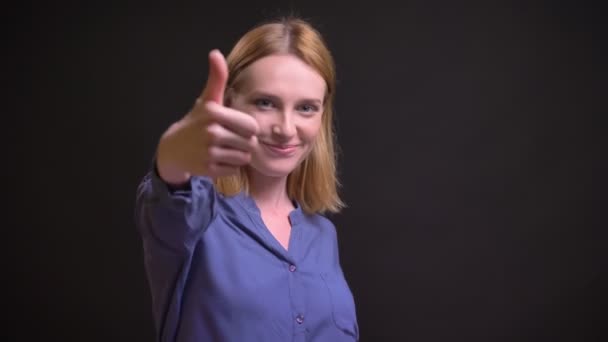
[[300, 211, 338, 237]]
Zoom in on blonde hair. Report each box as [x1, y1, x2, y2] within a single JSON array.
[[214, 17, 344, 214]]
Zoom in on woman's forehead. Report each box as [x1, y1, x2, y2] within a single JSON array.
[[235, 54, 326, 98]]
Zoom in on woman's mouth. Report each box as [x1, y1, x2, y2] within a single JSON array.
[[261, 142, 300, 157]]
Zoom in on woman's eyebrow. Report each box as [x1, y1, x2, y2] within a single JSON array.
[[248, 91, 282, 102], [248, 91, 322, 105]]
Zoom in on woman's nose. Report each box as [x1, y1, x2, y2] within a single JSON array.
[[271, 113, 296, 138]]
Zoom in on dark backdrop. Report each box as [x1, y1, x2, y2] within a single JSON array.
[[12, 0, 606, 341]]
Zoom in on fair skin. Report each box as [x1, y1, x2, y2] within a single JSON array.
[[156, 49, 325, 250]]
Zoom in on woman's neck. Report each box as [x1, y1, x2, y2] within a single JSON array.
[[248, 169, 294, 214]]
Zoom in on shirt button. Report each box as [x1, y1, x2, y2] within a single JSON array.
[[296, 314, 304, 324], [289, 264, 296, 272]]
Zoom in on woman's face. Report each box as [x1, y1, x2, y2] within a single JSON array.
[[228, 54, 326, 178]]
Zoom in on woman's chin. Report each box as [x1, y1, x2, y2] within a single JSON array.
[[249, 160, 299, 179]]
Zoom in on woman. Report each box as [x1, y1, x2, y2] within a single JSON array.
[[135, 17, 359, 341]]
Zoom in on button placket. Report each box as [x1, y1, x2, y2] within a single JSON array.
[[287, 261, 306, 333]]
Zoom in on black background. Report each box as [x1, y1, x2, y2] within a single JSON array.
[[12, 0, 606, 341]]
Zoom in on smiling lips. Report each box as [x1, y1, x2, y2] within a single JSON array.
[[261, 142, 300, 157]]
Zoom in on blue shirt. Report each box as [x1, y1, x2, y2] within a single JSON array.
[[134, 168, 359, 341]]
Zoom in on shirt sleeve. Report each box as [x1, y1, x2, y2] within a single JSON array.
[[134, 162, 218, 253], [134, 162, 219, 338]]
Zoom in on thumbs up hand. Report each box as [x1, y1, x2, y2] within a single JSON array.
[[156, 49, 259, 186]]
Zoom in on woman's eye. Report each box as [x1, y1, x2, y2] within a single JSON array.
[[254, 99, 274, 109], [298, 104, 319, 114]]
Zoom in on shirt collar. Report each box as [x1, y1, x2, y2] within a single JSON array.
[[237, 192, 305, 225]]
